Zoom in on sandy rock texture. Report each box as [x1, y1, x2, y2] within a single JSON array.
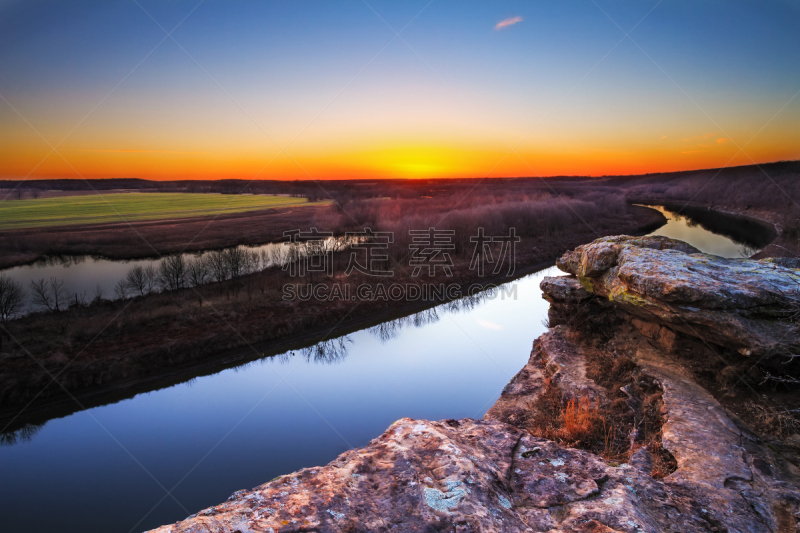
[[148, 236, 800, 533], [551, 235, 800, 363]]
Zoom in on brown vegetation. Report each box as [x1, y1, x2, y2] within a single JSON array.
[[1, 160, 796, 434], [0, 203, 331, 269], [3, 161, 796, 268], [527, 298, 680, 478], [0, 274, 25, 351], [617, 160, 800, 258], [663, 331, 800, 445], [0, 200, 663, 426], [0, 177, 636, 269]]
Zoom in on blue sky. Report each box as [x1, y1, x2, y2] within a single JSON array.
[[1, 0, 799, 179]]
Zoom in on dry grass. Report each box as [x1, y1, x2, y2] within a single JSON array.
[[562, 396, 599, 440], [602, 419, 623, 461], [528, 388, 627, 462], [525, 324, 678, 475], [744, 401, 800, 439], [561, 396, 627, 461], [647, 439, 679, 479]]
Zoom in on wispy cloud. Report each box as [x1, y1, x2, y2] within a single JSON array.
[[495, 16, 523, 30], [716, 137, 729, 144]]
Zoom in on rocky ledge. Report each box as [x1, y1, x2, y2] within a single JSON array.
[[548, 235, 800, 362], [149, 236, 800, 533]]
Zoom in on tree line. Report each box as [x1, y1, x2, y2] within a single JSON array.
[[0, 239, 345, 325]]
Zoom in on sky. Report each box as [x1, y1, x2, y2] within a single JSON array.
[[1, 0, 799, 181]]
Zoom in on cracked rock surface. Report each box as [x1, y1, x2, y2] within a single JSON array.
[[550, 235, 800, 363], [148, 237, 800, 533]]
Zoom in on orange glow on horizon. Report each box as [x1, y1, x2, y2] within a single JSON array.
[[2, 147, 798, 181], [2, 0, 799, 184], [2, 128, 798, 181]]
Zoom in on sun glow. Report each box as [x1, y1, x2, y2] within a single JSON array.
[[1, 1, 798, 181], [343, 146, 487, 179]]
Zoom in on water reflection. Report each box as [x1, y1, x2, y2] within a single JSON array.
[[1, 237, 354, 316], [0, 422, 44, 446], [644, 204, 773, 258], [29, 255, 90, 268], [367, 286, 508, 343], [300, 337, 354, 365], [368, 308, 441, 343], [270, 287, 514, 365], [0, 207, 779, 533], [1, 205, 771, 318], [0, 205, 773, 444]]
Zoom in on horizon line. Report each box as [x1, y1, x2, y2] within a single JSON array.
[[1, 159, 797, 184]]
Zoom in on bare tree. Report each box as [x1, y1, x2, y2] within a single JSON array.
[[29, 277, 68, 312], [187, 257, 209, 287], [224, 247, 246, 279], [51, 278, 67, 310], [114, 280, 129, 300], [29, 279, 48, 311], [243, 250, 261, 275], [30, 188, 41, 199], [124, 265, 154, 297], [158, 254, 188, 291], [0, 274, 25, 323], [301, 336, 352, 364], [267, 245, 283, 267], [92, 284, 105, 303], [205, 250, 229, 282], [0, 274, 25, 347], [143, 265, 157, 293]]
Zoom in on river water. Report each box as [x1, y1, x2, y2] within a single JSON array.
[[0, 205, 770, 532], [3, 238, 351, 315]]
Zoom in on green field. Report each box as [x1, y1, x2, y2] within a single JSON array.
[[0, 192, 329, 230]]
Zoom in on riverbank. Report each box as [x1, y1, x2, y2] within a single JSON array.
[[147, 236, 800, 533], [0, 203, 331, 270], [631, 198, 796, 258], [0, 203, 791, 532], [0, 206, 665, 426], [0, 256, 553, 432]]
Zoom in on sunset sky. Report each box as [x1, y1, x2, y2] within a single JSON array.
[[1, 0, 799, 180]]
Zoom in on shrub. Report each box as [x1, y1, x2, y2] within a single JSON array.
[[562, 396, 603, 441]]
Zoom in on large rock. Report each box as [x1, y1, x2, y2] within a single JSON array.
[[149, 332, 799, 533], [148, 237, 800, 533], [546, 235, 800, 361]]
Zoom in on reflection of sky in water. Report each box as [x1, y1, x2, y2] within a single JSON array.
[[2, 240, 342, 313], [4, 255, 159, 304], [0, 269, 555, 532], [0, 210, 764, 533], [646, 205, 754, 258]]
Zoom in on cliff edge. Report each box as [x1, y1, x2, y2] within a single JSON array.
[[149, 236, 800, 533]]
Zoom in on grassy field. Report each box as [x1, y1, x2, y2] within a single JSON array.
[[0, 192, 329, 230]]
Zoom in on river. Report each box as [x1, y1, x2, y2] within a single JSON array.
[[0, 205, 772, 532]]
